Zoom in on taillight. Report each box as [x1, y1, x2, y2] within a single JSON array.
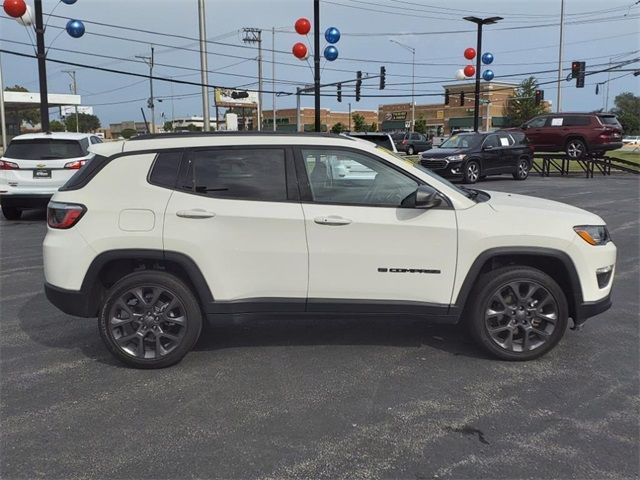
[[47, 201, 86, 229], [64, 160, 87, 169], [0, 160, 19, 170]]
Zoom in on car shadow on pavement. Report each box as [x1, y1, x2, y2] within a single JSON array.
[[18, 294, 489, 366]]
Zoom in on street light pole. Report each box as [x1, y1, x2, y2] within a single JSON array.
[[197, 0, 211, 132], [463, 16, 502, 132], [136, 47, 156, 134], [556, 0, 565, 113], [0, 53, 7, 149], [34, 0, 50, 132], [313, 0, 321, 132], [390, 39, 416, 132]]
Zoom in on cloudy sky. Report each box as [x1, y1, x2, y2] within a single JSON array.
[[1, 0, 638, 126]]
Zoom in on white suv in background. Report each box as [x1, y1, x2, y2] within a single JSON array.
[[43, 133, 616, 368], [0, 132, 102, 220]]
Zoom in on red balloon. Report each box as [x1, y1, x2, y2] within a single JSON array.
[[295, 18, 311, 35], [464, 65, 476, 77], [464, 47, 476, 60], [3, 0, 27, 18], [292, 42, 308, 59]]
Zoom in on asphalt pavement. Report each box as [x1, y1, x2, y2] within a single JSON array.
[[1, 175, 639, 479]]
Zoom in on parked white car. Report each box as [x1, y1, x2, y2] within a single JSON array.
[[43, 132, 616, 368], [0, 132, 102, 220]]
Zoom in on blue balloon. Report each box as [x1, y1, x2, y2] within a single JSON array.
[[66, 19, 85, 38], [324, 27, 341, 44], [61, 0, 77, 4], [482, 69, 495, 81], [482, 52, 494, 65], [324, 45, 339, 61]]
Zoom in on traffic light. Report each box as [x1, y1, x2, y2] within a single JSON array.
[[571, 61, 586, 88], [337, 83, 342, 102], [379, 66, 386, 90], [355, 70, 362, 102], [444, 89, 450, 105], [535, 89, 544, 106], [460, 91, 465, 105]]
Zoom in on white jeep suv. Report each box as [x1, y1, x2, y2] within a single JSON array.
[[0, 132, 101, 220], [43, 133, 616, 368]]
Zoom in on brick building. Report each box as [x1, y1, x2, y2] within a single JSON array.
[[257, 108, 378, 132]]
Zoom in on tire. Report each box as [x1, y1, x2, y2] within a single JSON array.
[[466, 266, 568, 361], [512, 158, 530, 180], [98, 271, 203, 369], [463, 160, 480, 184], [407, 146, 415, 155], [1, 204, 22, 220], [565, 139, 587, 159]]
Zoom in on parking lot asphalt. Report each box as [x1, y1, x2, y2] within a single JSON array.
[[1, 175, 639, 480]]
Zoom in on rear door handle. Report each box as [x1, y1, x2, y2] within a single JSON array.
[[176, 209, 216, 219], [314, 215, 352, 226]]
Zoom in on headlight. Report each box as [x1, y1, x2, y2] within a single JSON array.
[[446, 154, 466, 161], [574, 225, 611, 245]]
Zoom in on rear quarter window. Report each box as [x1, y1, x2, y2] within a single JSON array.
[[149, 151, 182, 188], [598, 115, 620, 126]]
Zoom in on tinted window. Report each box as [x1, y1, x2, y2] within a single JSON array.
[[484, 135, 501, 148], [349, 134, 394, 151], [302, 149, 417, 207], [598, 115, 620, 126], [526, 117, 547, 128], [149, 151, 182, 188], [411, 133, 420, 140], [4, 139, 84, 160], [59, 154, 110, 191], [185, 148, 287, 201], [564, 116, 591, 126], [440, 134, 481, 149], [510, 132, 528, 145]]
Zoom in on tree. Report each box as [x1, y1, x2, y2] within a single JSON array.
[[49, 120, 66, 132], [503, 77, 547, 127], [163, 121, 174, 132], [612, 92, 640, 134], [331, 122, 346, 134], [5, 85, 40, 126], [352, 113, 367, 132], [64, 113, 101, 133], [369, 122, 378, 132], [120, 128, 138, 139], [414, 117, 427, 134]]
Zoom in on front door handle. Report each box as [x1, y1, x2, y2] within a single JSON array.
[[176, 209, 216, 219], [314, 215, 352, 226]]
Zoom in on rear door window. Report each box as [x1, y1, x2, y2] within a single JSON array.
[[563, 116, 591, 126], [4, 139, 84, 160], [183, 148, 288, 202]]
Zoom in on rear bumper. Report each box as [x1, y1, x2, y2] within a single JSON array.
[[591, 142, 623, 152], [573, 293, 612, 328], [0, 193, 52, 208], [45, 282, 96, 318]]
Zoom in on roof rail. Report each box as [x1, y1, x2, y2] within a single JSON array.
[[129, 131, 345, 141]]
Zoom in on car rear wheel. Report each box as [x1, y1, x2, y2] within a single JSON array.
[[98, 271, 202, 369], [566, 139, 587, 159], [1, 204, 22, 220], [466, 266, 568, 361], [463, 161, 480, 184], [407, 146, 415, 155], [512, 159, 530, 180]]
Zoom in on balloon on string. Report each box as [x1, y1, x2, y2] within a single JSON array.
[[482, 69, 495, 81], [66, 19, 85, 38], [324, 45, 339, 61], [61, 0, 78, 3], [482, 52, 494, 65], [324, 27, 340, 44], [464, 47, 476, 60], [3, 0, 27, 18], [295, 18, 311, 35], [463, 65, 476, 77], [455, 69, 466, 80], [17, 4, 33, 26], [292, 42, 308, 60]]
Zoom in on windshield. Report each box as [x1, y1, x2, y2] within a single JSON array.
[[4, 139, 85, 160], [440, 134, 481, 149]]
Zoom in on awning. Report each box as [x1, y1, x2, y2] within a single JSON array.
[[447, 117, 475, 128]]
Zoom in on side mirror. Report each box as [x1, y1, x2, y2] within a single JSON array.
[[521, 123, 528, 129], [484, 144, 494, 150], [401, 185, 442, 209]]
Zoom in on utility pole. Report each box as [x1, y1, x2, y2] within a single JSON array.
[[348, 102, 352, 131], [136, 47, 156, 134], [296, 87, 301, 132], [272, 27, 276, 132], [0, 53, 7, 149], [63, 70, 79, 132], [390, 39, 415, 132], [34, 0, 50, 132], [313, 0, 321, 132], [243, 28, 263, 131], [197, 0, 211, 131], [556, 0, 565, 112], [463, 16, 502, 132]]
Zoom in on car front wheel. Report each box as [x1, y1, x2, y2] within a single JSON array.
[[98, 271, 202, 369], [463, 161, 480, 184], [513, 159, 530, 180], [566, 139, 587, 159], [466, 266, 568, 361]]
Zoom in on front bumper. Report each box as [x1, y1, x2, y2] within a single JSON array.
[[420, 160, 463, 178], [573, 293, 612, 329]]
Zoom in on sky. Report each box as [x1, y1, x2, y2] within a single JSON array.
[[1, 0, 639, 127]]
